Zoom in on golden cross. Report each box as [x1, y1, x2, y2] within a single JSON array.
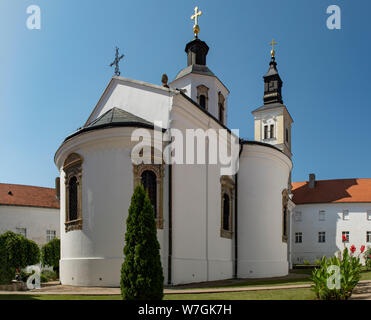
[[191, 6, 202, 26], [270, 39, 278, 57]]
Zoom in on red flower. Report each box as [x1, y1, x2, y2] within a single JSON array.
[[361, 245, 366, 253], [342, 234, 348, 242], [350, 245, 356, 254]]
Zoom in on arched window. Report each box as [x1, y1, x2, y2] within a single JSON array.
[[218, 92, 225, 124], [197, 85, 209, 110], [63, 153, 83, 232], [68, 176, 78, 221], [220, 176, 234, 239], [222, 193, 230, 231], [141, 170, 157, 218], [199, 95, 206, 109], [133, 164, 164, 229]]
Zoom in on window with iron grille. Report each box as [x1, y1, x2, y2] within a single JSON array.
[[295, 232, 302, 243], [319, 210, 326, 221], [294, 211, 302, 222], [318, 232, 326, 243], [342, 231, 350, 243], [46, 230, 56, 243]]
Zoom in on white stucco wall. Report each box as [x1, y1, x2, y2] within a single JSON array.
[[86, 77, 175, 128], [291, 203, 371, 264], [0, 205, 60, 246], [170, 73, 229, 125], [55, 127, 169, 287], [237, 144, 292, 278], [170, 96, 235, 285]]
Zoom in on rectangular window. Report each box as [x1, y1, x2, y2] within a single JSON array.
[[319, 210, 326, 221], [294, 211, 302, 222], [367, 211, 371, 221], [46, 230, 56, 242], [286, 128, 289, 143], [342, 231, 350, 243], [295, 232, 302, 243], [343, 210, 349, 220], [270, 124, 275, 138], [264, 125, 268, 139], [318, 232, 326, 243], [16, 227, 27, 238], [367, 231, 371, 243]]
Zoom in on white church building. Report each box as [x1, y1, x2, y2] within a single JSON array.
[[54, 17, 295, 286]]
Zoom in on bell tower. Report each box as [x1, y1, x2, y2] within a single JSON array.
[[252, 40, 293, 159]]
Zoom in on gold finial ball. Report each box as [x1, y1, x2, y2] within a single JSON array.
[[193, 24, 200, 36]]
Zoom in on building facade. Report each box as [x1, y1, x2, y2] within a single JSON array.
[[291, 176, 371, 264], [0, 183, 60, 246], [54, 28, 294, 286]]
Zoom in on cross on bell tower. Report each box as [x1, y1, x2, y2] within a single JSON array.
[[251, 39, 294, 159], [191, 6, 203, 38]]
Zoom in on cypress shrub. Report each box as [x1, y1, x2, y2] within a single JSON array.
[[0, 231, 41, 284], [120, 185, 164, 300], [41, 238, 60, 276]]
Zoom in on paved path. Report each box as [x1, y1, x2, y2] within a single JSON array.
[[1, 279, 369, 298], [350, 280, 371, 300], [0, 281, 313, 296]]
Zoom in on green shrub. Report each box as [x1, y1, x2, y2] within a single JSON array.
[[41, 238, 60, 276], [120, 185, 164, 300], [41, 270, 58, 282], [312, 247, 362, 300], [303, 260, 310, 266], [365, 247, 371, 271], [0, 231, 41, 285]]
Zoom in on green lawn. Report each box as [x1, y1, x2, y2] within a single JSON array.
[[361, 269, 371, 280], [0, 287, 316, 300]]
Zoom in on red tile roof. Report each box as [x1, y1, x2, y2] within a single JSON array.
[[0, 184, 60, 209], [292, 178, 371, 204]]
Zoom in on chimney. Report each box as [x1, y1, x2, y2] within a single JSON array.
[[309, 173, 316, 189]]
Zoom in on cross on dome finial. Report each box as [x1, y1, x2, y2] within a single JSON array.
[[191, 6, 203, 38], [109, 47, 125, 76], [270, 39, 278, 57]]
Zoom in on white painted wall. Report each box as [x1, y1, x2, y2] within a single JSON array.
[[170, 73, 229, 124], [86, 77, 175, 128], [0, 205, 60, 246], [55, 127, 168, 287], [238, 144, 292, 278], [291, 203, 371, 264], [170, 96, 235, 285]]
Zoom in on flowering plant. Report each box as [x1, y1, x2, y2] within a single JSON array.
[[311, 237, 363, 300]]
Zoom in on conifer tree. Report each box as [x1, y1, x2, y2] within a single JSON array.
[[120, 185, 164, 300]]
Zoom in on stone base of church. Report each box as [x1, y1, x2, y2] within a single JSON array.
[[61, 257, 288, 287], [171, 258, 234, 285], [237, 260, 289, 279], [60, 257, 123, 287]]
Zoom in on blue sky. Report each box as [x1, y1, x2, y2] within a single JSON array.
[[0, 0, 370, 188]]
